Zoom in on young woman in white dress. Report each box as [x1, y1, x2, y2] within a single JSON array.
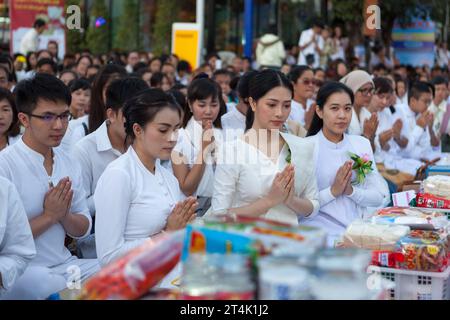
[[303, 81, 389, 246], [94, 89, 198, 266], [211, 69, 319, 226], [172, 75, 227, 215]]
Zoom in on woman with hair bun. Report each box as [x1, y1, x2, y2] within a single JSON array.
[[94, 88, 198, 267], [211, 69, 319, 226]]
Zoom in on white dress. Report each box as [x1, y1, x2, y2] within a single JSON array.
[[301, 131, 389, 246], [173, 118, 223, 198], [211, 132, 319, 226], [94, 146, 185, 266]]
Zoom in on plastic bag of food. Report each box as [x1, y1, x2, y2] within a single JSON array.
[[182, 214, 326, 261], [395, 230, 449, 272], [413, 193, 450, 210], [373, 206, 448, 230], [423, 175, 450, 199], [79, 231, 185, 300], [341, 221, 410, 251]]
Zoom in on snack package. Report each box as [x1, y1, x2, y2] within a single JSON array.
[[182, 215, 326, 261], [341, 221, 410, 251], [395, 230, 449, 272], [423, 175, 450, 199], [371, 251, 405, 268], [79, 231, 185, 300], [413, 193, 450, 210], [373, 206, 448, 230]]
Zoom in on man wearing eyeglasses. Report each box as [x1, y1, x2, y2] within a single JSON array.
[[0, 74, 100, 300]]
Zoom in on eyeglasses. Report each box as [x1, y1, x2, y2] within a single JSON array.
[[301, 79, 320, 86], [26, 112, 70, 123], [358, 87, 375, 96]]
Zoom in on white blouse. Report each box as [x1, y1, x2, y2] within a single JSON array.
[[211, 132, 319, 226], [73, 121, 122, 216], [0, 177, 36, 294], [174, 118, 223, 197], [288, 99, 314, 127], [94, 146, 185, 266], [301, 131, 388, 246]]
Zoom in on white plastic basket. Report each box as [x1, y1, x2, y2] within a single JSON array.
[[367, 265, 450, 300]]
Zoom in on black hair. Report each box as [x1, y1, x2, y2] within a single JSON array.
[[133, 62, 148, 73], [47, 40, 58, 49], [373, 63, 388, 72], [167, 88, 187, 110], [0, 54, 13, 73], [33, 19, 46, 29], [184, 77, 226, 129], [14, 73, 71, 114], [306, 81, 354, 137], [106, 77, 148, 112], [77, 55, 93, 67], [237, 70, 258, 102], [408, 81, 434, 104], [431, 76, 448, 87], [150, 72, 169, 87], [373, 77, 394, 94], [25, 52, 37, 72], [230, 76, 240, 91], [0, 88, 20, 137], [245, 69, 293, 131], [314, 67, 325, 74], [60, 69, 78, 81], [123, 88, 183, 142], [288, 65, 313, 84], [0, 65, 11, 82], [177, 60, 191, 73], [69, 78, 91, 93], [172, 83, 187, 92], [36, 58, 57, 74], [312, 18, 325, 29], [213, 69, 232, 80], [88, 63, 127, 133]]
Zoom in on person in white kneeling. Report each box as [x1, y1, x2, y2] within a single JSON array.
[[0, 177, 36, 298], [95, 88, 197, 267], [0, 74, 99, 300], [302, 82, 389, 247], [211, 69, 319, 225]]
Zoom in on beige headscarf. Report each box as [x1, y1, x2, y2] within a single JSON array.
[[339, 70, 374, 94]]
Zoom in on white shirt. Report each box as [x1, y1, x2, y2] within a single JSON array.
[[297, 29, 324, 68], [73, 121, 123, 216], [400, 105, 438, 161], [429, 99, 449, 135], [0, 177, 36, 294], [288, 99, 314, 127], [347, 108, 365, 136], [396, 95, 408, 107], [301, 131, 387, 245], [94, 147, 185, 266], [59, 115, 89, 153], [0, 138, 91, 268], [211, 132, 319, 226], [221, 107, 246, 141], [174, 118, 223, 197], [19, 29, 39, 55]]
